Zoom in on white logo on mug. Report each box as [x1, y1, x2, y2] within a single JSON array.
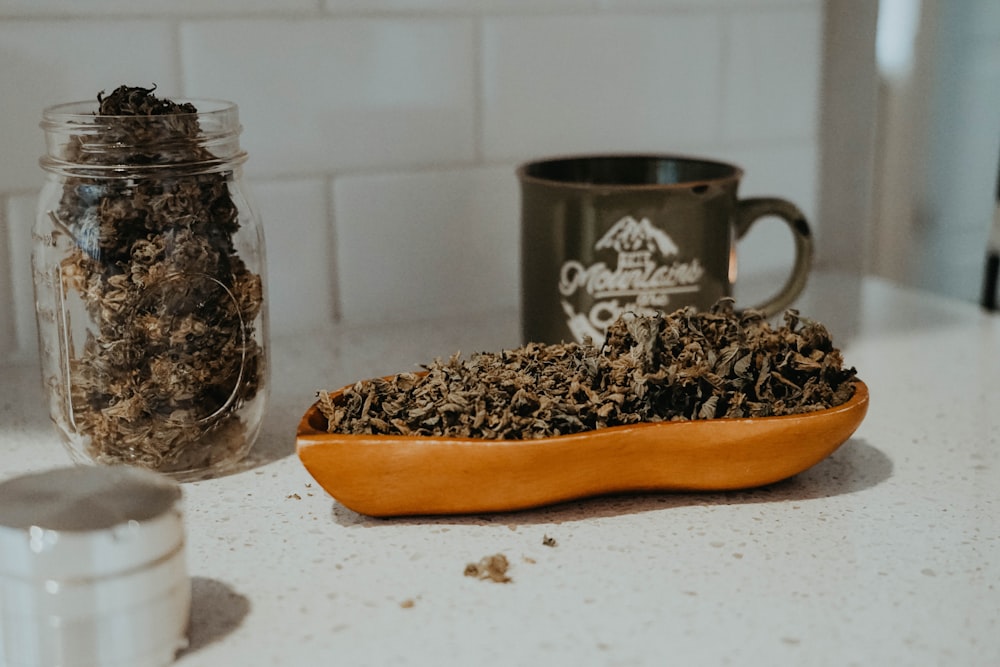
[[558, 215, 704, 343]]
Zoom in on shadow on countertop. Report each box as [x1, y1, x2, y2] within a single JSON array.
[[178, 577, 251, 659], [330, 437, 892, 527]]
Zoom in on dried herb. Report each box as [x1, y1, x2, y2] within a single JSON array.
[[319, 299, 856, 439], [53, 85, 263, 472], [464, 554, 512, 583]]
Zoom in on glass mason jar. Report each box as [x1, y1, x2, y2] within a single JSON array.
[[32, 90, 268, 481]]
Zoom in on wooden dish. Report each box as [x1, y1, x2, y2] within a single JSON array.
[[296, 380, 869, 517]]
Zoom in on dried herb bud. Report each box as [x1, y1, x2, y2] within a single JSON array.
[[464, 554, 512, 583]]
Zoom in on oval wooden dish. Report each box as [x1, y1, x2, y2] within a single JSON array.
[[296, 380, 869, 517]]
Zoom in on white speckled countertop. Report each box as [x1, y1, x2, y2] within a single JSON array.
[[1, 272, 998, 666]]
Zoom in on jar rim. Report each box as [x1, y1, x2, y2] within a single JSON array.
[[39, 97, 246, 175], [41, 97, 237, 122]]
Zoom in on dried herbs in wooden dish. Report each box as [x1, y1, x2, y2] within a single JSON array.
[[318, 299, 856, 440]]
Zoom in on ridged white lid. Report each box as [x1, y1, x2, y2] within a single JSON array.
[[0, 465, 184, 581]]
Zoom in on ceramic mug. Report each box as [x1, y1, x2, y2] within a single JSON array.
[[517, 154, 813, 344]]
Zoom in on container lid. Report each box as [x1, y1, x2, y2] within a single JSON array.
[[0, 465, 190, 667], [0, 465, 183, 580]]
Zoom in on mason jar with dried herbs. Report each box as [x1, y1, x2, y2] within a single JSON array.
[[32, 86, 268, 480]]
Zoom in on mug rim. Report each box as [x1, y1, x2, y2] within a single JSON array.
[[516, 153, 744, 190]]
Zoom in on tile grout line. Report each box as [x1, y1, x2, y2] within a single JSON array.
[[716, 8, 730, 145], [472, 15, 484, 166], [172, 19, 186, 96], [6, 192, 41, 362], [0, 193, 15, 357], [324, 174, 343, 324]]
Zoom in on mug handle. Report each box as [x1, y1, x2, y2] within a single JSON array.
[[734, 197, 814, 317]]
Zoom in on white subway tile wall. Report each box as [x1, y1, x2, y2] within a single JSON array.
[[179, 18, 478, 176], [334, 165, 518, 324], [249, 178, 337, 329], [0, 1, 823, 363], [481, 13, 723, 159], [0, 20, 179, 191], [722, 8, 821, 142]]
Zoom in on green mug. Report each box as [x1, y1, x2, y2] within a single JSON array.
[[518, 154, 813, 344]]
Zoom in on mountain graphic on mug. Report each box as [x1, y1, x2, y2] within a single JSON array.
[[595, 215, 680, 257]]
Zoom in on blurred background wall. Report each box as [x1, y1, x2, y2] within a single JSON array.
[[871, 0, 1000, 303], [0, 0, 996, 366]]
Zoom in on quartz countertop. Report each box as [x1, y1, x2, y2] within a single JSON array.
[[1, 272, 998, 666]]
